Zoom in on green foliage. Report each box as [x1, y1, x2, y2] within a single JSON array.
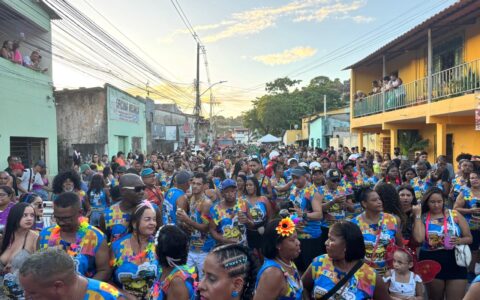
[[243, 76, 349, 136], [398, 130, 430, 156]]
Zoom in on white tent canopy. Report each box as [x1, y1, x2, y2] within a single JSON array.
[[258, 134, 281, 143]]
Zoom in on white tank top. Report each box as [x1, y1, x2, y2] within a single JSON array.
[[384, 270, 422, 297]]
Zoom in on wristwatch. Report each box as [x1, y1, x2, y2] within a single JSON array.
[[302, 212, 308, 221]]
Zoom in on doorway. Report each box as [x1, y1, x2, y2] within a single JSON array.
[[446, 134, 453, 164]]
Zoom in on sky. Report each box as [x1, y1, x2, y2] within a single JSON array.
[[53, 0, 456, 117]]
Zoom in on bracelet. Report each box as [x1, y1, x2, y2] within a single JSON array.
[[415, 215, 421, 220]]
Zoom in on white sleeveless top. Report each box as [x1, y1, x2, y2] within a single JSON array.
[[383, 270, 422, 297]]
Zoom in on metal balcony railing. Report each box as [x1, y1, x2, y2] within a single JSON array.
[[353, 59, 480, 118]]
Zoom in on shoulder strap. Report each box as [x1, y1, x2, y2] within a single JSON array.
[[28, 168, 33, 191], [320, 259, 364, 300]]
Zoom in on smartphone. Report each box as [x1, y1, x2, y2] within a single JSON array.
[[412, 198, 418, 205]]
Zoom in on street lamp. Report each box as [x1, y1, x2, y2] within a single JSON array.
[[203, 81, 227, 145], [201, 80, 227, 97]]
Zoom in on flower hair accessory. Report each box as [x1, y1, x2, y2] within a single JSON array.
[[276, 217, 295, 237]]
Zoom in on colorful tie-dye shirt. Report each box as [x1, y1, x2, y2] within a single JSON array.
[[163, 187, 185, 225], [422, 209, 462, 251], [289, 183, 321, 239], [189, 195, 215, 253], [452, 175, 467, 201], [350, 212, 398, 272], [111, 233, 159, 298], [104, 202, 131, 243], [310, 254, 376, 300], [84, 278, 122, 300], [318, 185, 348, 227], [410, 175, 443, 200], [39, 224, 105, 278], [149, 266, 196, 300], [459, 187, 480, 230], [255, 259, 303, 300], [210, 199, 251, 245]]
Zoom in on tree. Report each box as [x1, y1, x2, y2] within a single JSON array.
[[242, 75, 350, 136]]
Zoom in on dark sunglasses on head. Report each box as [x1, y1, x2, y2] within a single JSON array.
[[123, 186, 146, 192]]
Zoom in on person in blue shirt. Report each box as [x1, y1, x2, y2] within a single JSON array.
[[284, 158, 299, 182], [464, 274, 480, 300], [19, 248, 124, 300], [163, 171, 190, 226]]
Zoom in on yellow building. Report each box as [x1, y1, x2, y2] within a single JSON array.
[[283, 130, 302, 145], [347, 0, 480, 163]]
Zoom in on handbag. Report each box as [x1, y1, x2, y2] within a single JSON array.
[[448, 210, 472, 267], [320, 259, 364, 300]]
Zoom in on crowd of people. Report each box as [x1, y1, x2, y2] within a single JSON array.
[[354, 72, 405, 108], [0, 144, 480, 299], [1, 40, 48, 73]]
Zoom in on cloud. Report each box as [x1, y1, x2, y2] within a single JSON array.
[[253, 46, 317, 66], [164, 0, 372, 43]]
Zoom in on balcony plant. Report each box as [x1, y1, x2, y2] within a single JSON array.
[[398, 130, 429, 161]]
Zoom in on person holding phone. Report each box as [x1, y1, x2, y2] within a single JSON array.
[[288, 167, 323, 273]]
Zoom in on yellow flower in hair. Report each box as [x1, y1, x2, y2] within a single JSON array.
[[276, 218, 295, 237]]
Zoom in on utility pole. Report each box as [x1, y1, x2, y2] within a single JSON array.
[[194, 42, 201, 145]]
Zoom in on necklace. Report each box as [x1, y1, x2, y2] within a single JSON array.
[[112, 234, 155, 267], [48, 217, 89, 257], [275, 258, 295, 269]]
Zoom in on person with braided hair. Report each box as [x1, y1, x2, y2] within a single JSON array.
[[149, 225, 196, 300], [198, 243, 259, 300]]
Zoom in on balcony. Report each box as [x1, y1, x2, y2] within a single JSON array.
[[353, 59, 480, 118], [0, 56, 52, 87]]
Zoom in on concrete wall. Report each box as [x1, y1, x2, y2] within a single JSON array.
[[309, 118, 325, 148], [55, 88, 107, 170], [106, 85, 147, 158]]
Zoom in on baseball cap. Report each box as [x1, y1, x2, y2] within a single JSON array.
[[35, 160, 46, 168], [287, 158, 298, 165], [174, 171, 192, 185], [79, 164, 91, 173], [141, 168, 155, 177], [325, 169, 341, 180], [309, 162, 321, 170], [117, 166, 128, 173], [269, 150, 280, 161], [320, 157, 330, 162], [298, 162, 308, 168], [221, 179, 237, 190], [290, 166, 307, 177]]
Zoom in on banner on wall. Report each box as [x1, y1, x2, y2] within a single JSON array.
[[476, 91, 480, 130], [110, 96, 140, 123]]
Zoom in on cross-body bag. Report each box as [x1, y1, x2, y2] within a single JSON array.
[[449, 210, 472, 267], [320, 259, 364, 300], [27, 168, 33, 192]]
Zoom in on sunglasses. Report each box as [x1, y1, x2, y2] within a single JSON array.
[[34, 203, 47, 209], [123, 186, 146, 192]]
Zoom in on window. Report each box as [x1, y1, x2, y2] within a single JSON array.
[[311, 138, 314, 147], [432, 36, 464, 73], [10, 137, 46, 168], [316, 138, 321, 148]]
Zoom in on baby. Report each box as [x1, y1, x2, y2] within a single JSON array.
[[383, 249, 423, 300]]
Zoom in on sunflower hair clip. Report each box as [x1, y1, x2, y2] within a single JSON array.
[[276, 217, 295, 237]]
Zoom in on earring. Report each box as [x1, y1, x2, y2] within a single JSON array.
[[231, 290, 239, 298]]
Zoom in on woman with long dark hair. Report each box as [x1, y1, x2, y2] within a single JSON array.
[[413, 187, 472, 300], [351, 187, 403, 275], [397, 184, 420, 243], [85, 174, 110, 226], [0, 202, 38, 299], [375, 183, 407, 235], [19, 192, 47, 231], [198, 243, 259, 300], [245, 176, 272, 255], [232, 160, 250, 180], [111, 202, 159, 299], [236, 174, 247, 201]]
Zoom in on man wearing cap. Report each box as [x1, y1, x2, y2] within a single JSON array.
[[284, 158, 299, 182], [209, 179, 253, 246], [288, 166, 323, 273], [100, 174, 161, 242], [18, 160, 45, 194], [142, 168, 163, 206], [340, 162, 364, 196], [320, 157, 330, 174], [310, 162, 325, 188], [79, 163, 94, 192], [163, 171, 190, 225]]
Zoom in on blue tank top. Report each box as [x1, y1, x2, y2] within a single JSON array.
[[255, 259, 302, 300], [149, 266, 196, 300], [289, 183, 321, 239], [163, 187, 185, 225], [84, 278, 122, 299]]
